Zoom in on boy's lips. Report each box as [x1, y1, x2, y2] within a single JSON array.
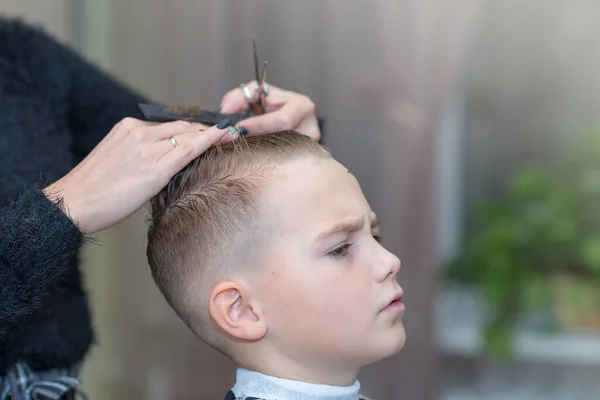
[[380, 289, 405, 313]]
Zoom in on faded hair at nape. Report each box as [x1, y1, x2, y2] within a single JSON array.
[[146, 130, 330, 350]]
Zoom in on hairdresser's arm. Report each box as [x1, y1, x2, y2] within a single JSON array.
[[0, 120, 233, 337], [0, 185, 84, 338], [0, 21, 95, 336], [219, 83, 324, 143]]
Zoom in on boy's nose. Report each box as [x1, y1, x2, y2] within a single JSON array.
[[375, 248, 401, 282]]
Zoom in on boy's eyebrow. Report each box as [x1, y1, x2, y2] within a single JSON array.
[[316, 213, 380, 241]]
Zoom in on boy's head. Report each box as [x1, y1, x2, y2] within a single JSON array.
[[146, 131, 404, 384]]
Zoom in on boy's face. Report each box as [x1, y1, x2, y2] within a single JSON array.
[[250, 156, 405, 379]]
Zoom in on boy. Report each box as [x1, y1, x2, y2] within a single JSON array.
[[146, 131, 405, 400]]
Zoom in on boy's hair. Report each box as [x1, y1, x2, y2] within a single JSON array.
[[146, 131, 330, 352]]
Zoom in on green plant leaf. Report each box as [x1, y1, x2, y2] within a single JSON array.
[[442, 128, 600, 356], [578, 236, 600, 273], [522, 276, 551, 311], [483, 322, 512, 359]]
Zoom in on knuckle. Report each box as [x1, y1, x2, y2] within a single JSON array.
[[278, 115, 293, 130], [130, 126, 146, 141], [118, 117, 138, 132], [173, 141, 194, 159], [189, 123, 204, 132], [295, 94, 314, 111], [138, 147, 152, 160], [176, 120, 192, 130], [304, 97, 316, 114], [181, 145, 194, 159]]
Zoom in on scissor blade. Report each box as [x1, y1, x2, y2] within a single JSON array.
[[260, 61, 268, 87], [253, 39, 260, 83]]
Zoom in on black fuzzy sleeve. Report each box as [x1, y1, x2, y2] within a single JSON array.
[[0, 19, 145, 337], [63, 48, 147, 160], [0, 186, 83, 338], [6, 19, 148, 160]]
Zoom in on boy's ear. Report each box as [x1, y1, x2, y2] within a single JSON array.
[[208, 281, 267, 341]]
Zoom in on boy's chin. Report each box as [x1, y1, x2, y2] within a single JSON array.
[[390, 325, 407, 354], [370, 325, 406, 362]]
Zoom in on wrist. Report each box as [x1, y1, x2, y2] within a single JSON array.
[[43, 182, 85, 233]]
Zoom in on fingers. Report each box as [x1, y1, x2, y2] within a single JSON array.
[[220, 80, 261, 113], [220, 86, 249, 114], [141, 123, 210, 159], [240, 95, 312, 136], [113, 117, 156, 133], [144, 120, 205, 141], [157, 122, 238, 177], [110, 118, 207, 144], [295, 114, 322, 141], [90, 118, 155, 153], [220, 81, 287, 114], [258, 85, 288, 110]]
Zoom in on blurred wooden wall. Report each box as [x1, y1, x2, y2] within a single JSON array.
[[1, 1, 482, 399], [463, 0, 600, 214], [1, 0, 74, 42]]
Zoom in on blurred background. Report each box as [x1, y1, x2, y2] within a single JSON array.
[[4, 0, 600, 399]]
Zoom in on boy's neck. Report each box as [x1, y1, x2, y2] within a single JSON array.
[[231, 368, 362, 400], [237, 348, 361, 387]]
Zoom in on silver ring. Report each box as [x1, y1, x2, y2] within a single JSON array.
[[240, 84, 253, 102], [170, 136, 179, 149], [262, 84, 270, 96]]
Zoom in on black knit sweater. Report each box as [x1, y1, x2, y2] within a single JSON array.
[[0, 18, 145, 372]]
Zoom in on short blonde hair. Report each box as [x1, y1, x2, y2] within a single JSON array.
[[146, 131, 330, 350]]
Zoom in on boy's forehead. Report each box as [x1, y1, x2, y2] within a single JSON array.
[[265, 157, 371, 227], [268, 157, 361, 196]]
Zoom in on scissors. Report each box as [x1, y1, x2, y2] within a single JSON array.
[[138, 39, 269, 131], [243, 39, 269, 116]]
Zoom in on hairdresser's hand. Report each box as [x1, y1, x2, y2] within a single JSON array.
[[44, 118, 236, 234], [219, 82, 321, 141]]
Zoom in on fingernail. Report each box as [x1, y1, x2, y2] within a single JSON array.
[[228, 127, 239, 137], [240, 127, 248, 135], [216, 118, 231, 129]]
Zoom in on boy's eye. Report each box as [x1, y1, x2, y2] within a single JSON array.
[[327, 235, 382, 259], [328, 243, 353, 259]]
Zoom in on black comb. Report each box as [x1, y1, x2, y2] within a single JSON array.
[[139, 103, 251, 126]]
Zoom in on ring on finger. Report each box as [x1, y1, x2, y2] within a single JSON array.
[[240, 84, 254, 103], [170, 136, 179, 149]]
